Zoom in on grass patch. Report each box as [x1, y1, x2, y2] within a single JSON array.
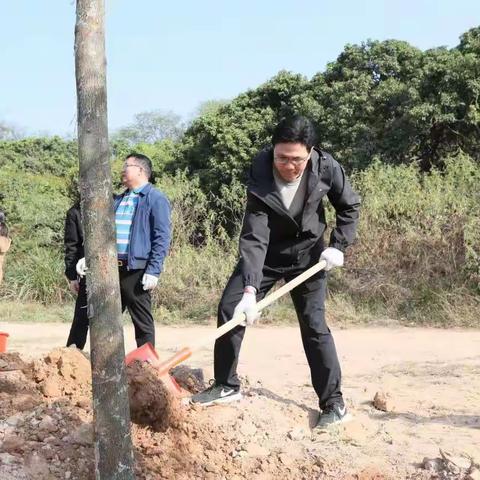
[[0, 301, 73, 323]]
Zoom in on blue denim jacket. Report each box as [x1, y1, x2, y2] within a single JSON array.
[[113, 183, 171, 276]]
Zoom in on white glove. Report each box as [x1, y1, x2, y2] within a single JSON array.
[[69, 279, 80, 294], [234, 287, 259, 326], [142, 273, 158, 291], [76, 258, 87, 277], [320, 247, 344, 271]]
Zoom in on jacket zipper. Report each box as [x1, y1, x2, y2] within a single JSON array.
[[127, 193, 143, 271]]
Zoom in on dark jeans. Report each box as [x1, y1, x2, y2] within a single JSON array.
[[214, 262, 344, 410], [66, 268, 155, 349]]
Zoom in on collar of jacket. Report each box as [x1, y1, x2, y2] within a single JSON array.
[[121, 182, 152, 197], [248, 147, 324, 226]]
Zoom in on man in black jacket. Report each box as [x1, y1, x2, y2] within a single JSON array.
[[192, 116, 361, 428], [64, 202, 89, 349]]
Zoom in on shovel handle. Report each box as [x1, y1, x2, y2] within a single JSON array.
[[157, 346, 192, 375], [158, 260, 327, 374], [189, 259, 327, 351], [158, 260, 327, 372]]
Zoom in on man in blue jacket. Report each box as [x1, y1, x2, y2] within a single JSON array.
[[76, 153, 171, 347]]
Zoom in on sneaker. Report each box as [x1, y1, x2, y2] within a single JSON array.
[[315, 403, 351, 429], [190, 381, 242, 406]]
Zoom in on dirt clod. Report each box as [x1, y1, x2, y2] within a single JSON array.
[[127, 361, 185, 432], [421, 449, 477, 480], [170, 364, 205, 393], [373, 391, 395, 412]]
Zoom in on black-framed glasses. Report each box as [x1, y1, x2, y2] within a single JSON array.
[[123, 163, 143, 171], [273, 154, 310, 166]]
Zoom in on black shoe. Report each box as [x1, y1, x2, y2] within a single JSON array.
[[315, 403, 351, 429], [190, 381, 242, 406]]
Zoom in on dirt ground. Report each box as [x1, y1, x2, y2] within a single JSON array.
[[1, 322, 479, 479]]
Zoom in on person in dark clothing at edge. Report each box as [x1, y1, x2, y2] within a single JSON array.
[[0, 210, 12, 285], [192, 116, 361, 428], [73, 153, 171, 349], [64, 199, 88, 349]]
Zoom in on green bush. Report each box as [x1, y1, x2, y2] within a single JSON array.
[[0, 133, 479, 327], [153, 242, 237, 323], [335, 152, 480, 325], [0, 137, 78, 176], [0, 168, 70, 251], [351, 153, 480, 281]]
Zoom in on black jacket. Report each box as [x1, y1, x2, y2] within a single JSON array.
[[239, 147, 361, 290], [64, 204, 84, 281]]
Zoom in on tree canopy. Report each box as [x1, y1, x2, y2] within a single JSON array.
[[176, 26, 480, 194], [113, 109, 185, 144]]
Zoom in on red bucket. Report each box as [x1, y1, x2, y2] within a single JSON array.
[[0, 332, 9, 353]]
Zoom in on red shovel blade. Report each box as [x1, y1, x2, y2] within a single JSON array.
[[125, 342, 159, 367], [125, 343, 190, 398]]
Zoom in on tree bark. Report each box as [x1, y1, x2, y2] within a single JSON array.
[[74, 1, 135, 478]]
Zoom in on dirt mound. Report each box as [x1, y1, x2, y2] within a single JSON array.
[[0, 349, 94, 480], [31, 347, 92, 400], [0, 352, 43, 419], [0, 352, 28, 372], [2, 346, 442, 479], [127, 361, 185, 432], [1, 347, 327, 479]]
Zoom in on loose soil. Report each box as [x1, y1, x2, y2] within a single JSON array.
[[0, 323, 479, 479]]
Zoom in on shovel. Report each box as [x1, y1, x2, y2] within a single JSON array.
[[125, 259, 327, 397]]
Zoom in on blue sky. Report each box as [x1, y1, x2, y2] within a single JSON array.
[[1, 0, 479, 136]]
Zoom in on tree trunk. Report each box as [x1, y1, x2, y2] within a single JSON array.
[[74, 1, 135, 478]]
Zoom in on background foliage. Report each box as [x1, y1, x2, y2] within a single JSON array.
[[1, 27, 479, 326]]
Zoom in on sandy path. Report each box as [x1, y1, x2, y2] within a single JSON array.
[[4, 322, 480, 385]]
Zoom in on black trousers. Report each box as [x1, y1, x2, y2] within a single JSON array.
[[66, 268, 155, 349], [214, 262, 344, 410], [66, 278, 89, 349], [119, 268, 155, 347]]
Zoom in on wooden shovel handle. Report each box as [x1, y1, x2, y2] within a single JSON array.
[[190, 259, 327, 350], [158, 347, 192, 375], [157, 260, 327, 373]]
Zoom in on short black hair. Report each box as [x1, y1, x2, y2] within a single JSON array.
[[272, 116, 317, 150], [125, 152, 155, 184]]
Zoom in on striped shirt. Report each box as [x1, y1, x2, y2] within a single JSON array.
[[115, 184, 147, 259]]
